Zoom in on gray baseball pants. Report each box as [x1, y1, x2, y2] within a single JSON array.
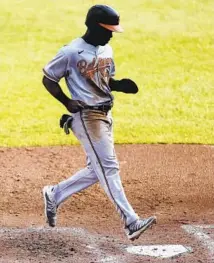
[[53, 109, 139, 226]]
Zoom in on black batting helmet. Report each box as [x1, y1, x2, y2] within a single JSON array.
[[85, 5, 123, 33]]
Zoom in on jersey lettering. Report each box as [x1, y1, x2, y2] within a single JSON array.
[[77, 57, 113, 91], [77, 58, 112, 77]]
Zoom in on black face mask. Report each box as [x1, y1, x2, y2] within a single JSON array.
[[83, 26, 113, 46]]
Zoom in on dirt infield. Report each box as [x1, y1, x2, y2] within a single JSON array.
[[0, 144, 214, 262]]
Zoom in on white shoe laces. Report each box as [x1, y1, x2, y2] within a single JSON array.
[[128, 219, 145, 231]]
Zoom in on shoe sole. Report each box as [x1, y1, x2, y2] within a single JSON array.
[[128, 216, 157, 241], [42, 186, 56, 227]]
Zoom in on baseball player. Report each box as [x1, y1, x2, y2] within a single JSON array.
[[42, 4, 156, 241]]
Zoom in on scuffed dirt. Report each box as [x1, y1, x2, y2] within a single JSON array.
[[0, 144, 214, 262]]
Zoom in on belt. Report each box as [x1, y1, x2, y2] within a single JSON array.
[[83, 104, 112, 112]]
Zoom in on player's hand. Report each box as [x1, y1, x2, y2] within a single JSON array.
[[65, 100, 87, 113], [119, 78, 138, 94], [109, 78, 138, 94]]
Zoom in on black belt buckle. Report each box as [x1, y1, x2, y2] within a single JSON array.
[[101, 104, 111, 112], [101, 105, 106, 111]]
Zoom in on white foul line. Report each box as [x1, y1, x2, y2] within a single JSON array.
[[182, 225, 214, 259], [193, 225, 214, 229]]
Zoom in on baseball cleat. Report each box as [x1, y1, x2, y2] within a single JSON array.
[[125, 216, 157, 241], [42, 185, 57, 227]]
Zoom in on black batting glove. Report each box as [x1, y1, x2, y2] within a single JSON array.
[[60, 114, 73, 135]]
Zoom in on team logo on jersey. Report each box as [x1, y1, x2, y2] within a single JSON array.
[[77, 58, 113, 92]]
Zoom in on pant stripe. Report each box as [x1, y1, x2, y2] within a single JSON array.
[[80, 111, 127, 225]]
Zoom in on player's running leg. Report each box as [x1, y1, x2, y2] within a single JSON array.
[[71, 110, 156, 240], [43, 158, 98, 227]]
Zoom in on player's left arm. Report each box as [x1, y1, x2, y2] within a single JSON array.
[[109, 48, 138, 94], [109, 78, 138, 94]]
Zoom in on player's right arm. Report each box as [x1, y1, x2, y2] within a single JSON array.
[[42, 76, 69, 106], [42, 49, 85, 113]]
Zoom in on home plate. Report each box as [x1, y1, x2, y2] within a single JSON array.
[[126, 245, 192, 259]]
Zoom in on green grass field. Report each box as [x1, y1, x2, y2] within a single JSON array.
[[0, 0, 213, 146]]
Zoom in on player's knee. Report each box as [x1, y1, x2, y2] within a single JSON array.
[[103, 156, 119, 167], [102, 157, 120, 177]]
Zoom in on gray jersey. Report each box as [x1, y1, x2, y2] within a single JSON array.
[[43, 38, 115, 106]]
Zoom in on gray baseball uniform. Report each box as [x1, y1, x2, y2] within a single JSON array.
[[43, 37, 114, 105], [43, 37, 139, 226]]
